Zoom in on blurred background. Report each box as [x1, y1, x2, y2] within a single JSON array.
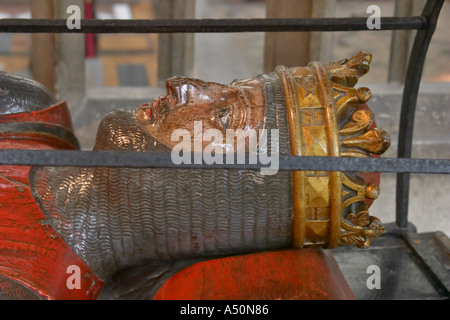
[[1, 1, 449, 85], [0, 1, 449, 85], [0, 0, 448, 237]]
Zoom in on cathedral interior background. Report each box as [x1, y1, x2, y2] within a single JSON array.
[[0, 0, 448, 300]]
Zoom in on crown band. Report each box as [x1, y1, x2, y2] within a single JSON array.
[[277, 52, 390, 249]]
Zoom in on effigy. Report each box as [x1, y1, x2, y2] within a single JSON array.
[[0, 52, 390, 300]]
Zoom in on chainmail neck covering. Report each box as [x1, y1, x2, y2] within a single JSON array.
[[31, 73, 293, 280]]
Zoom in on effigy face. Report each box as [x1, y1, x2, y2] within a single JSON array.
[[136, 77, 266, 151], [0, 52, 391, 300]]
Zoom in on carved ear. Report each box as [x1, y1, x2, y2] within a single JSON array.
[[214, 84, 241, 103], [232, 78, 265, 108]]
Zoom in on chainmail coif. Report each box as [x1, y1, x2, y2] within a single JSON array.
[[31, 73, 294, 280]]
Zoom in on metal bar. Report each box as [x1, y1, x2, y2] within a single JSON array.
[[396, 0, 445, 228], [0, 150, 449, 174], [0, 16, 426, 33]]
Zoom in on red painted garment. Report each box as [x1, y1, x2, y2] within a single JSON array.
[[0, 102, 104, 300], [153, 249, 355, 300], [0, 101, 74, 130]]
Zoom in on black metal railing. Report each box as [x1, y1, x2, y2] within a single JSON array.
[[0, 0, 446, 231], [0, 16, 426, 33]]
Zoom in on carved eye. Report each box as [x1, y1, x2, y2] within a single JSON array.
[[217, 107, 231, 130]]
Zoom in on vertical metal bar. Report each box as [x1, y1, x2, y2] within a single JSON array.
[[395, 0, 444, 228]]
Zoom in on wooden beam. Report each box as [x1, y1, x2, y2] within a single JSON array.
[[309, 0, 336, 63], [388, 0, 425, 83], [264, 0, 314, 73], [55, 0, 86, 111], [156, 0, 195, 84], [31, 0, 57, 94]]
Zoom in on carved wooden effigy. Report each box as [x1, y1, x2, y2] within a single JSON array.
[[0, 52, 390, 300]]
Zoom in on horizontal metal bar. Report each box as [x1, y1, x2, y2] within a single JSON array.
[[0, 150, 449, 174], [0, 17, 426, 33]]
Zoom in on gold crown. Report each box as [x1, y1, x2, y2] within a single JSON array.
[[276, 52, 390, 248]]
